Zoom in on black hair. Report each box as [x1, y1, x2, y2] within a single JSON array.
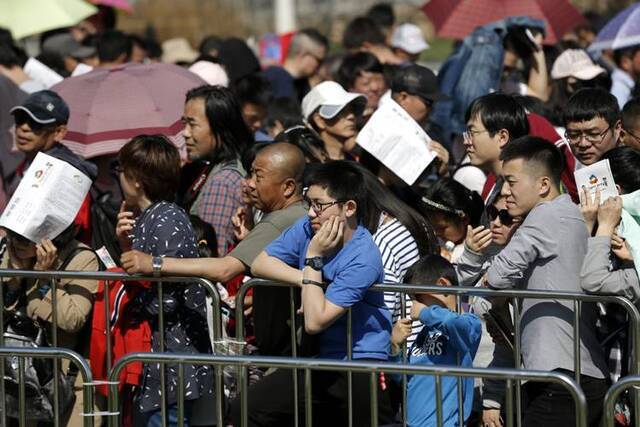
[[503, 26, 545, 76], [266, 97, 303, 131], [350, 162, 438, 255], [233, 73, 273, 108], [418, 178, 485, 227], [146, 38, 162, 60], [499, 136, 565, 185], [274, 126, 328, 163], [465, 93, 530, 139], [295, 28, 329, 51], [97, 30, 132, 63], [0, 28, 14, 46], [547, 74, 612, 126], [622, 98, 640, 131], [366, 3, 395, 30], [564, 88, 620, 128], [603, 146, 640, 194], [614, 45, 640, 68], [189, 215, 218, 258], [217, 37, 261, 83], [403, 254, 459, 287], [199, 35, 223, 57], [185, 85, 254, 164], [512, 94, 553, 120], [304, 160, 371, 225], [0, 42, 26, 68], [241, 141, 270, 176], [342, 17, 386, 50], [335, 51, 384, 90]]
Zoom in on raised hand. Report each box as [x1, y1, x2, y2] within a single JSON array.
[[116, 201, 136, 251]]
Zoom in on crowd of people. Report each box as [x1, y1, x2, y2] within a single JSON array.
[[0, 2, 640, 427]]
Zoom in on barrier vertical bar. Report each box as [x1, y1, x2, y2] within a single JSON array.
[[18, 357, 25, 427], [455, 294, 464, 427], [513, 299, 522, 427], [177, 363, 185, 427], [505, 379, 514, 427], [305, 368, 312, 427], [370, 371, 378, 427], [347, 308, 353, 427], [400, 294, 408, 427], [290, 287, 299, 427], [157, 282, 167, 427], [0, 277, 6, 427], [435, 374, 443, 427], [51, 275, 60, 427], [573, 300, 581, 382]]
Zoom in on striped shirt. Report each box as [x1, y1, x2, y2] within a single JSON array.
[[373, 216, 422, 350]]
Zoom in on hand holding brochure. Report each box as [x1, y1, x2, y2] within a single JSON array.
[[574, 159, 618, 204], [0, 152, 91, 242], [356, 98, 436, 185]]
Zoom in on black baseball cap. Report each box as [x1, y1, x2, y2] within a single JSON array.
[[391, 64, 449, 104], [10, 90, 70, 125]]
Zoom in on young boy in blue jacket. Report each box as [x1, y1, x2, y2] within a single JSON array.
[[404, 254, 482, 427]]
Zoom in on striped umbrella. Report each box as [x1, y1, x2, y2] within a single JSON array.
[[589, 3, 640, 52]]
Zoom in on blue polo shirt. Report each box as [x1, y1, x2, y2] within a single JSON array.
[[265, 217, 391, 360]]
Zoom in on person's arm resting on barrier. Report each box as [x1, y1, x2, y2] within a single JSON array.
[[485, 215, 555, 289]]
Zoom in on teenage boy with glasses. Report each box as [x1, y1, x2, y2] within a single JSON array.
[[563, 88, 621, 167]]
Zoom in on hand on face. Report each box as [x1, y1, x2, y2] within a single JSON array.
[[34, 239, 58, 271], [116, 201, 135, 252], [307, 215, 344, 258]]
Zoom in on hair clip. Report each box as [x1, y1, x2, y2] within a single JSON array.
[[197, 239, 208, 246], [421, 196, 465, 217]]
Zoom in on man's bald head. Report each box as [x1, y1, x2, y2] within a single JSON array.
[[255, 142, 306, 192]]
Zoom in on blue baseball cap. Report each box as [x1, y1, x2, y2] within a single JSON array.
[[10, 90, 70, 125]]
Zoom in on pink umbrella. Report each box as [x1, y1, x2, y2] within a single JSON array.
[[51, 62, 205, 159], [88, 0, 133, 12]]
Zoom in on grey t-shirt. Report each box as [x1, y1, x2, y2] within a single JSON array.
[[487, 194, 609, 379], [230, 201, 308, 271]]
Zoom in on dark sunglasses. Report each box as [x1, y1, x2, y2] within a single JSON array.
[[486, 205, 514, 226], [13, 112, 52, 134]]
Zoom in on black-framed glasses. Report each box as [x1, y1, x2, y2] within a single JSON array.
[[564, 126, 611, 144], [304, 197, 346, 215], [486, 205, 514, 226], [622, 127, 640, 142]]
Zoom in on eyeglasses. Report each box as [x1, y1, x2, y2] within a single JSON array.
[[463, 129, 490, 141], [486, 205, 514, 226], [304, 197, 346, 215], [622, 127, 640, 142], [564, 126, 611, 144]]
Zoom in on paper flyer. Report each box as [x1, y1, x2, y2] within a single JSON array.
[[574, 159, 619, 204], [0, 152, 92, 242], [356, 98, 436, 185]]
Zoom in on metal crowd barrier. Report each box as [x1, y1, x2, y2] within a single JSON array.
[[0, 269, 223, 426], [0, 347, 94, 427], [235, 279, 640, 427], [107, 352, 588, 427], [603, 375, 640, 427]]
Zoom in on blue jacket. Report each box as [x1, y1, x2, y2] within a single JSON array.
[[407, 305, 482, 427], [431, 16, 545, 147]]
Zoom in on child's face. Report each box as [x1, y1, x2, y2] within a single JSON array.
[[413, 278, 456, 311], [429, 212, 467, 245]]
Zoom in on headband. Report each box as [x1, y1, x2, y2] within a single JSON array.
[[421, 196, 465, 217]]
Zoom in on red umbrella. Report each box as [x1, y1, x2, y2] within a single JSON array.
[[422, 0, 586, 44], [51, 62, 205, 159]]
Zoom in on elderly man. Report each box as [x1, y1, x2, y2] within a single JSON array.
[[121, 142, 307, 356]]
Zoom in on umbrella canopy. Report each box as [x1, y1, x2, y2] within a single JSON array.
[[0, 0, 97, 40], [88, 0, 134, 12], [422, 0, 586, 44], [589, 3, 640, 52], [51, 62, 206, 159]]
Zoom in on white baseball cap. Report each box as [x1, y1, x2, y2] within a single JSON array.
[[302, 81, 367, 120], [391, 23, 430, 55], [551, 49, 606, 81]]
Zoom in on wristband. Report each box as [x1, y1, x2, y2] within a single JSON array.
[[302, 279, 324, 287]]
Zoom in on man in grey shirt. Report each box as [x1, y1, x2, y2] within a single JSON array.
[[486, 137, 609, 427]]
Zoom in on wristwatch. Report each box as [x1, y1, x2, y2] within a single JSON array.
[[152, 256, 163, 277], [304, 256, 324, 271]]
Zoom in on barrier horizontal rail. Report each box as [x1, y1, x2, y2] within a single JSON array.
[[0, 347, 94, 427], [0, 269, 224, 427], [107, 352, 588, 427], [235, 279, 640, 427]]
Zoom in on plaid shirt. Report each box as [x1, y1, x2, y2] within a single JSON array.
[[191, 167, 244, 256]]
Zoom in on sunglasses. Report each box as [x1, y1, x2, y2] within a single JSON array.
[[13, 112, 54, 134], [486, 205, 514, 226]]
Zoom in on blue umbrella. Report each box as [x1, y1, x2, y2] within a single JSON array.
[[589, 3, 640, 51]]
